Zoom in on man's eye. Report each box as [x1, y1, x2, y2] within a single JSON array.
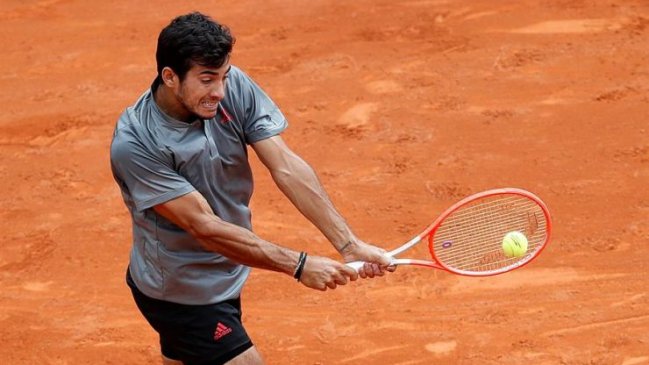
[[201, 79, 212, 84]]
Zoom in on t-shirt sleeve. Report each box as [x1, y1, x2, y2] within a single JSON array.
[[227, 67, 288, 144], [110, 132, 195, 212]]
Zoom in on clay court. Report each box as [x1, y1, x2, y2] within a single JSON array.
[[1, 0, 648, 364]]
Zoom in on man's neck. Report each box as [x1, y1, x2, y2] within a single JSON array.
[[153, 86, 192, 123]]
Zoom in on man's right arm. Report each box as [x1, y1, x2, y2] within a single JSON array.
[[153, 190, 358, 290]]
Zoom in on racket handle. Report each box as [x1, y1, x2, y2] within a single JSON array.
[[347, 258, 439, 270], [346, 261, 366, 271], [346, 258, 398, 272]]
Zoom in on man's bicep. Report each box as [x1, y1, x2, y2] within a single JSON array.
[[251, 135, 297, 173], [252, 135, 322, 201], [153, 191, 215, 234]]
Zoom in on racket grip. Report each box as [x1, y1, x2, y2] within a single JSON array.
[[346, 261, 365, 271], [346, 257, 395, 271]]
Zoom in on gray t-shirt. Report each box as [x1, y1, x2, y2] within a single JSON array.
[[110, 66, 287, 305]]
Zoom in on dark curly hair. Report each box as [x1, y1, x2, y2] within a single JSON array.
[[155, 12, 235, 83]]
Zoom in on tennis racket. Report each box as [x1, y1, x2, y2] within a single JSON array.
[[348, 188, 551, 276]]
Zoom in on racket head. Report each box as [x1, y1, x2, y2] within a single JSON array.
[[425, 188, 551, 276]]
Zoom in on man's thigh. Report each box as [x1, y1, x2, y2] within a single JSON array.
[[162, 347, 263, 365], [225, 346, 264, 365], [162, 354, 183, 365]]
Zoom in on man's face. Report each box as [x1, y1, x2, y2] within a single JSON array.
[[174, 60, 231, 120]]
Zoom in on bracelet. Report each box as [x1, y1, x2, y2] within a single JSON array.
[[293, 251, 307, 281], [338, 241, 353, 252]]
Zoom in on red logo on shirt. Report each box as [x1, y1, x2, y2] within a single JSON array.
[[219, 105, 233, 123]]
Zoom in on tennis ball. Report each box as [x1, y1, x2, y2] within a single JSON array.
[[502, 231, 528, 258]]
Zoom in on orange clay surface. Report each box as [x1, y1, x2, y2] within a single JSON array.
[[1, 1, 648, 364]]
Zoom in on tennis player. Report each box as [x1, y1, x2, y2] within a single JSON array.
[[110, 12, 393, 365]]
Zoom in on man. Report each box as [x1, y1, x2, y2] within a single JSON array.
[[110, 12, 393, 365]]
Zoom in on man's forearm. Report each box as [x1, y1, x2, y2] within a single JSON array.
[[270, 153, 357, 251], [191, 215, 301, 275]]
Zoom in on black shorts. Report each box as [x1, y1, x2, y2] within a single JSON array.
[[126, 269, 253, 365]]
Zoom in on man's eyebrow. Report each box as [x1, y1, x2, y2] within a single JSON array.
[[199, 65, 232, 76]]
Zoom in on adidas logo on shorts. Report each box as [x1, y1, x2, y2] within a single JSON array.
[[214, 322, 233, 340]]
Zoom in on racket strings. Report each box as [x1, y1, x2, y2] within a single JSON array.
[[431, 194, 548, 273]]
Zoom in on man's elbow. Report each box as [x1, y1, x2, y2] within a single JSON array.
[[183, 213, 221, 242]]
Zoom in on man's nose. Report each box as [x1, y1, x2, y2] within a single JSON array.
[[210, 81, 225, 100]]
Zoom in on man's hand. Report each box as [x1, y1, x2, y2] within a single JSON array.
[[298, 255, 359, 291], [339, 240, 397, 278]]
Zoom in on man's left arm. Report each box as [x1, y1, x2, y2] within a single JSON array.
[[252, 135, 392, 277]]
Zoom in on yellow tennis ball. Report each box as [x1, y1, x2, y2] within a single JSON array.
[[502, 231, 529, 258]]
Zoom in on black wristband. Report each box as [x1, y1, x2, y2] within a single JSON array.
[[293, 252, 307, 281]]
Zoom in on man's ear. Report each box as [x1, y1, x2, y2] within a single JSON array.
[[161, 67, 178, 87]]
